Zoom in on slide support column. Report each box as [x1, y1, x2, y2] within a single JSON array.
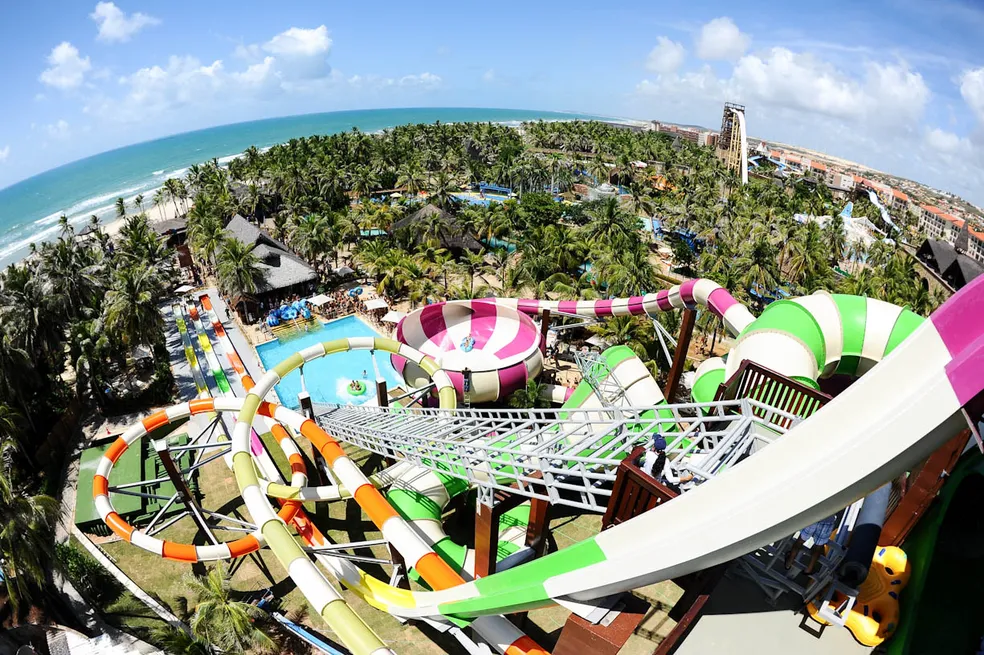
[[664, 308, 696, 402]]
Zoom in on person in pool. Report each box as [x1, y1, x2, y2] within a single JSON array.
[[349, 380, 361, 391], [362, 370, 367, 379]]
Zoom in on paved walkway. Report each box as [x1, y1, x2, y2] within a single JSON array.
[[676, 574, 871, 655]]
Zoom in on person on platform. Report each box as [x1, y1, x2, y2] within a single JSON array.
[[640, 436, 694, 492]]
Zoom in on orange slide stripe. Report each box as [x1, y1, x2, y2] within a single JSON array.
[[92, 475, 109, 498], [414, 551, 466, 589], [162, 541, 199, 563], [104, 437, 129, 464], [142, 410, 170, 434], [105, 512, 134, 541], [188, 398, 215, 414], [288, 453, 306, 476], [354, 484, 399, 526], [505, 636, 550, 655], [227, 535, 261, 557]]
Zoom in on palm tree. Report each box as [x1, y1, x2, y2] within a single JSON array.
[[0, 447, 57, 615], [292, 213, 337, 277], [396, 160, 426, 196], [507, 379, 549, 409], [104, 264, 166, 355], [589, 315, 656, 361], [186, 562, 275, 653], [153, 187, 167, 221], [216, 239, 267, 314], [115, 197, 127, 219], [149, 627, 210, 655], [134, 194, 144, 214]]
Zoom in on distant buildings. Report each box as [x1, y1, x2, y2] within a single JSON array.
[[649, 121, 717, 147], [916, 204, 984, 263]]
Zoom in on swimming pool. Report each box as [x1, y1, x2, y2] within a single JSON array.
[[255, 315, 405, 408]]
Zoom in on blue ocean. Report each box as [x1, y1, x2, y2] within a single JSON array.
[[0, 107, 606, 267]]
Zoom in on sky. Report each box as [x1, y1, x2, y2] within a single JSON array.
[[0, 0, 983, 203]]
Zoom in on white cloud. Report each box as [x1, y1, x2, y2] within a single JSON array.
[[398, 72, 442, 88], [263, 25, 331, 57], [0, 146, 9, 163], [960, 67, 984, 122], [45, 119, 71, 139], [91, 2, 160, 42], [696, 17, 749, 61], [483, 69, 496, 82], [925, 127, 971, 154], [646, 37, 686, 74], [39, 42, 91, 90]]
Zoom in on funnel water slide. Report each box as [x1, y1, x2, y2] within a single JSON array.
[[396, 300, 543, 403]]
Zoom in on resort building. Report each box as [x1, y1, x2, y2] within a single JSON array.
[[225, 214, 318, 313], [916, 238, 984, 290]]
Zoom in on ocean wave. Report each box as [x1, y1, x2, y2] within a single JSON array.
[[0, 223, 65, 261], [152, 169, 165, 175]]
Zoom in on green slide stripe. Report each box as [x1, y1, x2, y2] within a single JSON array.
[[213, 366, 232, 394], [884, 308, 923, 357], [740, 300, 825, 368], [691, 367, 725, 404], [832, 294, 867, 375], [444, 538, 607, 617]]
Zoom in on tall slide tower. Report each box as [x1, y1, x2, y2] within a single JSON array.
[[718, 102, 748, 185]]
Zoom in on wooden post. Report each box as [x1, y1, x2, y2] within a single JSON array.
[[525, 495, 551, 558], [474, 501, 499, 578], [663, 308, 696, 402], [376, 380, 389, 407], [154, 440, 214, 540], [540, 309, 551, 351]]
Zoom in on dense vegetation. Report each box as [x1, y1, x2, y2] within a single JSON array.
[[0, 210, 175, 616], [177, 119, 942, 338]]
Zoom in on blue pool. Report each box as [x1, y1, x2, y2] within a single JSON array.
[[256, 316, 405, 408]]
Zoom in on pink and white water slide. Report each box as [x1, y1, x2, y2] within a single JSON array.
[[395, 299, 543, 403]]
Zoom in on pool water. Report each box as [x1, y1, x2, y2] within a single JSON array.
[[256, 315, 405, 408]]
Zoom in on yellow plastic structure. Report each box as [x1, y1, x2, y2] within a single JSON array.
[[810, 546, 910, 647]]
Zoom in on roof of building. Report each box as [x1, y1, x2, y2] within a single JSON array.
[[891, 188, 909, 201], [810, 161, 827, 172], [224, 214, 316, 293], [920, 203, 945, 215], [226, 214, 290, 251], [917, 238, 984, 290], [391, 204, 482, 251], [253, 243, 318, 292], [151, 218, 187, 235]]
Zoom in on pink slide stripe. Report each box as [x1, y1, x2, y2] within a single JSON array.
[[707, 287, 739, 318], [418, 304, 448, 345], [497, 362, 529, 398], [517, 299, 540, 314], [679, 280, 697, 306], [558, 300, 578, 314], [656, 290, 673, 311], [494, 317, 537, 359], [594, 300, 614, 317], [944, 338, 984, 405], [627, 296, 646, 315], [931, 275, 984, 357], [445, 370, 464, 397], [469, 303, 497, 351]]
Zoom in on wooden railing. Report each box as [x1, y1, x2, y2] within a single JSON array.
[[713, 359, 832, 429], [602, 446, 679, 531]]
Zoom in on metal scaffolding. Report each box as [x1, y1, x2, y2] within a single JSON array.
[[316, 398, 800, 512]]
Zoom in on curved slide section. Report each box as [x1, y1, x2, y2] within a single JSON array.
[[395, 279, 751, 402], [692, 292, 925, 402]]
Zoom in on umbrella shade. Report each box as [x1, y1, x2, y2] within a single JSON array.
[[382, 310, 406, 323], [334, 266, 355, 276], [586, 335, 610, 348], [175, 284, 194, 293], [307, 294, 331, 306], [364, 298, 389, 311]]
